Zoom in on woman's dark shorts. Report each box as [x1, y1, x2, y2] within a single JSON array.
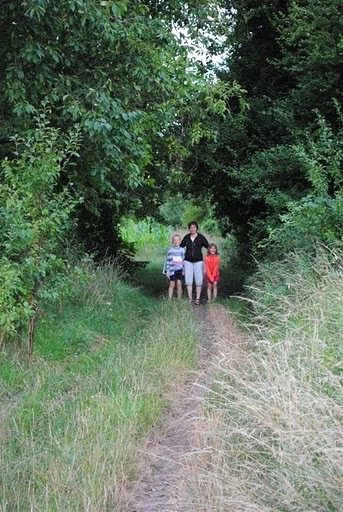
[[170, 269, 184, 282]]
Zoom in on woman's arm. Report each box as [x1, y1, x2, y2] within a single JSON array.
[[180, 234, 188, 248], [202, 234, 209, 249]]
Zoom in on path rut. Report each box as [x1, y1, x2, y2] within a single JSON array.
[[120, 303, 218, 512]]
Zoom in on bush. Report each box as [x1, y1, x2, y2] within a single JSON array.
[[0, 109, 80, 352], [259, 113, 343, 258], [263, 193, 343, 257], [119, 217, 170, 253]]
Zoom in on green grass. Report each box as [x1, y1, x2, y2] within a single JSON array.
[[120, 217, 170, 253], [220, 295, 252, 327], [0, 263, 199, 511], [133, 260, 169, 299]]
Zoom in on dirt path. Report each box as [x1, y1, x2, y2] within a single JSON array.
[[120, 303, 226, 512]]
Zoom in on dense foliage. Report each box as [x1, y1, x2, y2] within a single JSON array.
[[0, 110, 81, 352], [185, 0, 343, 255], [0, 0, 225, 257]]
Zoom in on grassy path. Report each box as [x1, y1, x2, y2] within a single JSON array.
[[121, 303, 215, 512], [119, 302, 242, 512], [121, 250, 343, 511], [0, 265, 200, 511]]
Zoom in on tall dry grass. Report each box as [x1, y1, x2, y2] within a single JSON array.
[[179, 248, 343, 511]]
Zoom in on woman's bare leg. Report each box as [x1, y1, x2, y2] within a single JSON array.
[[186, 285, 193, 301], [196, 286, 202, 302]]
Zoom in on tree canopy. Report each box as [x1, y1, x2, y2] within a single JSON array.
[[184, 0, 343, 254], [0, 0, 228, 257]]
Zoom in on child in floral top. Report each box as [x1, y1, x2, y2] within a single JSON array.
[[204, 243, 221, 302]]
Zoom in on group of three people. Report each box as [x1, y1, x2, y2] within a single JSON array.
[[163, 221, 221, 304]]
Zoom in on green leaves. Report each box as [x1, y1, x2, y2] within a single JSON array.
[[0, 109, 81, 346], [185, 0, 343, 259], [0, 0, 228, 256]]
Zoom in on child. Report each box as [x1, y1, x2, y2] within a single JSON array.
[[204, 243, 221, 302], [162, 234, 185, 299]]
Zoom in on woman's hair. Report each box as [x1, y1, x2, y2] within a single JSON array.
[[188, 221, 198, 230], [207, 243, 218, 255]]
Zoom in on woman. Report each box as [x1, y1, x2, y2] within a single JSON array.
[[180, 221, 209, 304]]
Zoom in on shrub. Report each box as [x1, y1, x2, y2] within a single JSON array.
[[119, 217, 170, 253], [0, 109, 80, 353]]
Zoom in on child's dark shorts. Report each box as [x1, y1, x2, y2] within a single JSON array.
[[170, 269, 184, 282]]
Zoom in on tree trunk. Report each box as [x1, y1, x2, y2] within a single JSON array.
[[28, 278, 39, 359], [28, 315, 36, 359]]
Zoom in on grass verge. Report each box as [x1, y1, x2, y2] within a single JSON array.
[[0, 263, 199, 511]]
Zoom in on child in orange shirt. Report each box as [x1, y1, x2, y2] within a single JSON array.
[[204, 244, 221, 302]]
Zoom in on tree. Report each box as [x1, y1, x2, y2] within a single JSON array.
[[0, 0, 226, 258], [184, 0, 343, 255]]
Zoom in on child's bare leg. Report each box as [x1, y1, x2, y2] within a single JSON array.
[[213, 282, 218, 299], [207, 282, 212, 301], [186, 285, 193, 301], [168, 280, 175, 299], [176, 280, 183, 299]]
